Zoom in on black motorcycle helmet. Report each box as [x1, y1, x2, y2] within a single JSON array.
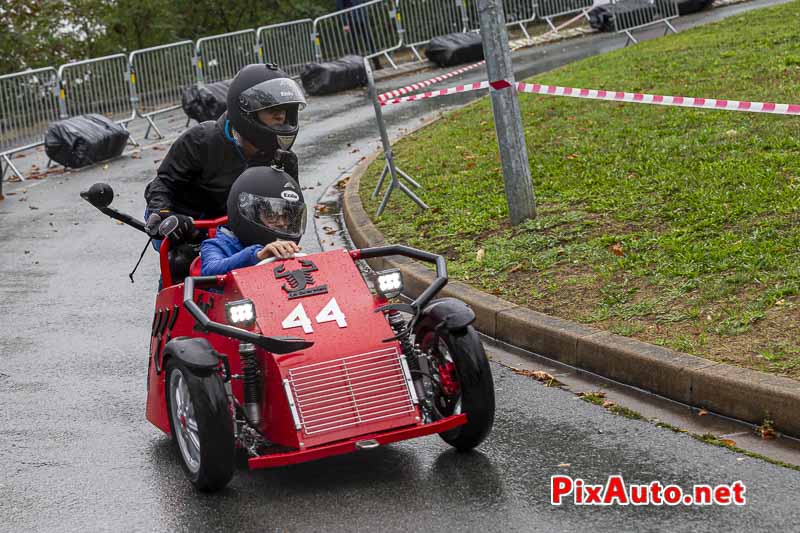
[[226, 63, 307, 158], [227, 166, 306, 246]]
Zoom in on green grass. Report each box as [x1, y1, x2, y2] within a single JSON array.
[[360, 1, 800, 379]]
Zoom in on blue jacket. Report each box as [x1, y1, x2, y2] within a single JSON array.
[[200, 227, 262, 276]]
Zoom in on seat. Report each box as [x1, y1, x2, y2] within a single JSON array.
[[189, 256, 202, 277]]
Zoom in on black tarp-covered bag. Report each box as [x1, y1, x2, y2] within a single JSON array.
[[426, 33, 484, 67], [181, 80, 231, 123], [45, 114, 130, 168], [300, 55, 367, 96]]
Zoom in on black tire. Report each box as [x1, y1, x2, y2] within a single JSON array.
[[165, 358, 234, 492], [418, 325, 495, 450]]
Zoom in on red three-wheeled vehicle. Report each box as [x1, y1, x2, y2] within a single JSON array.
[[82, 182, 495, 492]]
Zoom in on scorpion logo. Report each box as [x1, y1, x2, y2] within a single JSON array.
[[273, 259, 329, 299]]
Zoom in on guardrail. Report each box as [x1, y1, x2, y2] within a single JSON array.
[[0, 67, 61, 183], [462, 0, 538, 37], [537, 0, 594, 32], [611, 0, 679, 44], [195, 29, 259, 84], [398, 0, 467, 61], [129, 41, 196, 139], [313, 0, 403, 68], [257, 20, 316, 79], [58, 54, 136, 129]]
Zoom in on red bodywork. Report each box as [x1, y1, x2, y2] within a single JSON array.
[[146, 220, 466, 468]]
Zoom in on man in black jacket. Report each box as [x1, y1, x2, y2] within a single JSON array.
[[143, 63, 307, 241]]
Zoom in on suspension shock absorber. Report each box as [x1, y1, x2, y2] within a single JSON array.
[[239, 342, 261, 425], [387, 310, 420, 373]]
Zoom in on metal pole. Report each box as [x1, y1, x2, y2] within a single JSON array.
[[477, 0, 536, 224], [364, 58, 428, 217]]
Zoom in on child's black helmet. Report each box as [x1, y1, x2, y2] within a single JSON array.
[[227, 166, 306, 246], [226, 64, 307, 158]]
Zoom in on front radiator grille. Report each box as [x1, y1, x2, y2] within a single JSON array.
[[286, 347, 416, 436]]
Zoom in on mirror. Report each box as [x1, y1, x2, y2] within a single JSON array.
[[83, 182, 114, 208]]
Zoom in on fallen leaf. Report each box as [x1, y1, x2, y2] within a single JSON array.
[[512, 369, 563, 387], [609, 243, 624, 256], [578, 391, 605, 398], [698, 409, 708, 417], [757, 425, 777, 440], [116, 220, 124, 225], [557, 463, 571, 467], [476, 248, 485, 262], [323, 226, 336, 235], [719, 438, 736, 447], [509, 264, 523, 273], [152, 145, 164, 151], [14, 153, 26, 159], [5, 192, 16, 196], [602, 400, 616, 408], [18, 197, 27, 202], [29, 205, 39, 210], [566, 153, 578, 160], [350, 148, 360, 153]]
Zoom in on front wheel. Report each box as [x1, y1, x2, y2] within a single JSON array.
[[166, 358, 234, 492], [418, 325, 495, 450]]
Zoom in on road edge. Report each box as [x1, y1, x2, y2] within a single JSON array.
[[342, 151, 800, 439]]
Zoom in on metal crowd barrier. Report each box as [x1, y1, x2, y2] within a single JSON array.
[[58, 54, 136, 128], [537, 0, 594, 32], [257, 20, 316, 79], [195, 29, 258, 84], [398, 0, 468, 61], [611, 0, 679, 44], [129, 40, 196, 139], [461, 0, 538, 38], [0, 67, 61, 183], [313, 0, 403, 68]]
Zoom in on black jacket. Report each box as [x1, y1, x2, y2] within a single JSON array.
[[144, 113, 297, 219]]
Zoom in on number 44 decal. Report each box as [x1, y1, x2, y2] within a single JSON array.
[[281, 297, 347, 334]]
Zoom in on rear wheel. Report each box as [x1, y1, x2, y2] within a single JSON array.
[[166, 358, 234, 492], [418, 325, 495, 450]]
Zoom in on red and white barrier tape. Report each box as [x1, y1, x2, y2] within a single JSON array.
[[376, 13, 588, 104], [377, 60, 486, 102], [380, 79, 800, 116]]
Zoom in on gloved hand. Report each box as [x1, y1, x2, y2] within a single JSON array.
[[159, 214, 195, 243], [144, 210, 170, 238]]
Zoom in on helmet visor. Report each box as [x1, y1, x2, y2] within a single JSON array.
[[238, 78, 307, 114], [237, 192, 307, 240]]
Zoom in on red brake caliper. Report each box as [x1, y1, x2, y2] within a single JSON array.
[[438, 362, 460, 396]]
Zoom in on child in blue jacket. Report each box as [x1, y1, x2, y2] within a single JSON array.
[[201, 166, 305, 276]]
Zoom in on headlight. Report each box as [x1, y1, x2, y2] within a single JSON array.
[[373, 269, 404, 299], [226, 299, 256, 327]]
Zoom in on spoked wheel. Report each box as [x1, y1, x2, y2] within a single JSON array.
[[166, 358, 234, 492], [418, 325, 495, 450]]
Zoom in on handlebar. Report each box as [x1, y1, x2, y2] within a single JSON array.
[[183, 275, 314, 354], [350, 245, 448, 311]]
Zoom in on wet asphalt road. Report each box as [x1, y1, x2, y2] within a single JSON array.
[[2, 1, 800, 530]]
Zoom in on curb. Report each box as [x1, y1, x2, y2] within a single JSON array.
[[343, 152, 800, 439]]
